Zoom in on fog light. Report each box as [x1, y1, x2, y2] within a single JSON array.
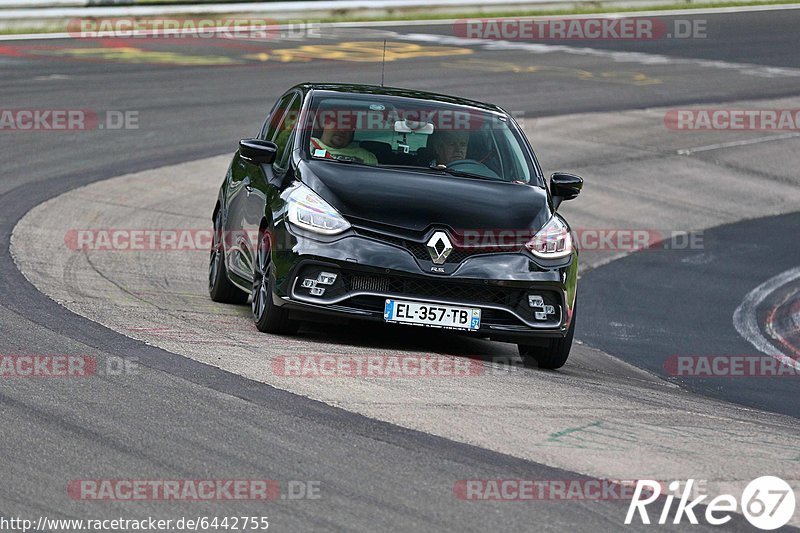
[[301, 271, 338, 297], [528, 294, 557, 321], [317, 272, 337, 285], [528, 295, 544, 308]]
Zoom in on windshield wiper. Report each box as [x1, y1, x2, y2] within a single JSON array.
[[313, 156, 374, 167], [433, 167, 503, 182], [377, 164, 500, 181], [377, 164, 439, 172]]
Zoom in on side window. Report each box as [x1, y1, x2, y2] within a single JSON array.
[[272, 94, 302, 169], [259, 93, 295, 141]]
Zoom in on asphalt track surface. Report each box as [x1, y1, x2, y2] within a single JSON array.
[[580, 212, 800, 416], [1, 7, 799, 532]]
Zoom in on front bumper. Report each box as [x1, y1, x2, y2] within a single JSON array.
[[271, 225, 577, 343]]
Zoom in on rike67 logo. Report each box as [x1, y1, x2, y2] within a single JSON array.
[[626, 477, 796, 530]]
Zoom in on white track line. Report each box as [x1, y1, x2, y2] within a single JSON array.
[[7, 21, 800, 80], [2, 0, 798, 18], [677, 132, 800, 155], [3, 3, 800, 41], [395, 31, 800, 78], [766, 287, 800, 357], [733, 265, 800, 370]]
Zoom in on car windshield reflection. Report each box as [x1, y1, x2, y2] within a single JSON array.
[[304, 95, 534, 183]]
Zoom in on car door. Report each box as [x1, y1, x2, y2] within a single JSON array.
[[242, 92, 303, 256], [226, 92, 296, 280]]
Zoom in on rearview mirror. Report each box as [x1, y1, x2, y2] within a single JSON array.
[[550, 172, 583, 210], [394, 120, 434, 135], [239, 139, 278, 164]]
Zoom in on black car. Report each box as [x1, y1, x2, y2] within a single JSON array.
[[209, 83, 583, 369]]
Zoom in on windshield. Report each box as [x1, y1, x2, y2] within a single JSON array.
[[303, 93, 538, 184]]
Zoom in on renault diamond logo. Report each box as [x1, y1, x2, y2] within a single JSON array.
[[427, 231, 453, 265]]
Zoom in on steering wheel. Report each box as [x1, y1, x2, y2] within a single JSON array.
[[446, 159, 502, 180]]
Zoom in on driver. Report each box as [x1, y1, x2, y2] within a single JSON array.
[[310, 121, 377, 165], [428, 130, 469, 167]]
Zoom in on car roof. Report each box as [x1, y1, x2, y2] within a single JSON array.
[[292, 83, 505, 114]]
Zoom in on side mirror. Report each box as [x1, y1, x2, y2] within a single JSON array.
[[550, 172, 583, 210], [239, 139, 278, 164]]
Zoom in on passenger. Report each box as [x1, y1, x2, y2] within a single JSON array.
[[311, 123, 378, 165]]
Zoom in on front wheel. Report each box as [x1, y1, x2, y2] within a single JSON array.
[[518, 303, 576, 370], [251, 231, 298, 335]]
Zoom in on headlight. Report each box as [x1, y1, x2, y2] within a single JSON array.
[[287, 183, 351, 235], [525, 216, 572, 259]]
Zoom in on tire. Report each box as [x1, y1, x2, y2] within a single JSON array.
[[209, 209, 248, 304], [518, 303, 576, 370], [251, 230, 299, 334]]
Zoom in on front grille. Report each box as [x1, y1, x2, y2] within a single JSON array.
[[350, 275, 392, 293], [355, 228, 519, 264], [344, 273, 525, 308], [481, 309, 528, 326]]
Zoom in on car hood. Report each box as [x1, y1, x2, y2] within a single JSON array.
[[298, 160, 551, 235]]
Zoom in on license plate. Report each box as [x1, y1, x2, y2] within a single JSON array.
[[384, 299, 481, 330]]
